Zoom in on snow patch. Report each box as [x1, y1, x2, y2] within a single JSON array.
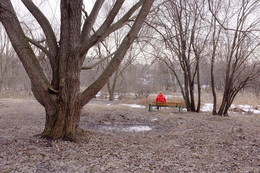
[[201, 103, 213, 112], [201, 103, 260, 114], [237, 105, 260, 114]]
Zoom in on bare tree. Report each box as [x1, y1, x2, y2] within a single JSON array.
[[123, 63, 153, 98], [150, 0, 210, 112], [208, 0, 260, 116], [106, 45, 140, 101], [95, 31, 142, 101], [0, 0, 154, 140], [206, 0, 223, 115]]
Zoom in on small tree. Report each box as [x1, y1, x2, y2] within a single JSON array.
[[106, 47, 139, 101], [0, 0, 154, 140]]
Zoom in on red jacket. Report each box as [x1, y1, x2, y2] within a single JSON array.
[[156, 93, 166, 102]]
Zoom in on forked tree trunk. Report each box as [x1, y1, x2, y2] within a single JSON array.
[[0, 0, 154, 141]]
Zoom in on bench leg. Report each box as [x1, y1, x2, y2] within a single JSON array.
[[149, 104, 153, 112]]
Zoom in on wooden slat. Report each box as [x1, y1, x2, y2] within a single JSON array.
[[151, 102, 183, 107]]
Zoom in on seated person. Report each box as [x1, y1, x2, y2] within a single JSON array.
[[156, 92, 166, 109]]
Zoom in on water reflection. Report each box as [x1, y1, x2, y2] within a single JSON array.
[[100, 125, 152, 132]]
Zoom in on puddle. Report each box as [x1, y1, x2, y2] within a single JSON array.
[[84, 121, 156, 133], [100, 125, 152, 132]]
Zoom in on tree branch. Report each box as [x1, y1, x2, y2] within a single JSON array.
[[26, 37, 50, 57], [21, 0, 58, 61], [80, 0, 145, 56], [208, 0, 260, 32], [81, 0, 105, 42], [81, 52, 115, 70]]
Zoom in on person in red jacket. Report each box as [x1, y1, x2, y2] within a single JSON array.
[[156, 92, 166, 109]]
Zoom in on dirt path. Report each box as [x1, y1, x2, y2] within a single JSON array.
[[0, 98, 260, 172]]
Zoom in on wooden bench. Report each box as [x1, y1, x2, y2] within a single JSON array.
[[149, 102, 184, 112]]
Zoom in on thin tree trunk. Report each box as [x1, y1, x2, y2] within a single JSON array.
[[196, 63, 201, 113], [189, 78, 196, 112], [210, 59, 217, 115], [107, 81, 115, 101], [107, 69, 119, 101], [184, 74, 191, 111]]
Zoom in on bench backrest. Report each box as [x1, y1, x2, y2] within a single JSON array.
[[151, 102, 183, 107]]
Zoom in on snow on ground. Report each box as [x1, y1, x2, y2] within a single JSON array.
[[201, 103, 260, 114], [201, 103, 214, 112], [236, 105, 260, 114]]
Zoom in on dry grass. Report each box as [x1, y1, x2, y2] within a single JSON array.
[[198, 91, 260, 107], [233, 92, 260, 105]]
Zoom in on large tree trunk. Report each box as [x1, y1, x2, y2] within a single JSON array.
[[42, 102, 81, 140]]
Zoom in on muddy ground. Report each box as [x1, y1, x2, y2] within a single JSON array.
[[0, 98, 260, 173]]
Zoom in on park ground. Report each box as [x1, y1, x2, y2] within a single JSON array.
[[0, 98, 260, 172]]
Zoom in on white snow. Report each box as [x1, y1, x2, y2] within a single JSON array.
[[237, 105, 260, 114], [95, 92, 101, 98], [201, 103, 214, 112], [201, 103, 260, 114]]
